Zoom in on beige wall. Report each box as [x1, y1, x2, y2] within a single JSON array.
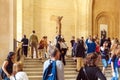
[[93, 0, 120, 38], [34, 0, 75, 43], [22, 0, 94, 56], [22, 0, 34, 38], [22, 0, 76, 53], [22, 0, 93, 46]]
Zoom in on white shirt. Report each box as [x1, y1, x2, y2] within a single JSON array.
[[10, 72, 29, 80], [60, 42, 68, 49]]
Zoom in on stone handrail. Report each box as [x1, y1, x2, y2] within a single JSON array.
[[15, 42, 24, 62]]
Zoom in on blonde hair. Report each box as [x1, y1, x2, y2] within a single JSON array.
[[111, 42, 120, 57], [14, 61, 23, 72]]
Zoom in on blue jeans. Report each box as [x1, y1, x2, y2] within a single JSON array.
[[111, 67, 119, 80], [4, 77, 10, 80], [102, 59, 108, 68]]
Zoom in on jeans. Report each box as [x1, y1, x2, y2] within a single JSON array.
[[4, 77, 10, 80], [102, 59, 108, 68], [111, 67, 119, 80]]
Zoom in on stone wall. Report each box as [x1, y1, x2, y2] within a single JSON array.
[[34, 0, 75, 43], [22, 0, 76, 53], [22, 0, 93, 49], [22, 0, 34, 37]]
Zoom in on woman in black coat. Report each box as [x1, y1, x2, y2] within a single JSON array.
[[75, 39, 86, 71], [75, 40, 85, 58], [76, 53, 106, 80]]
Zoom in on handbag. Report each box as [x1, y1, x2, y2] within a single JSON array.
[[83, 67, 89, 80], [117, 58, 120, 67], [0, 68, 6, 79]]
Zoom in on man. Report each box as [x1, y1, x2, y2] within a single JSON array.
[[100, 36, 106, 47], [21, 35, 29, 57], [70, 36, 75, 57], [101, 29, 107, 38], [43, 47, 64, 80], [29, 30, 38, 58], [86, 36, 96, 54]]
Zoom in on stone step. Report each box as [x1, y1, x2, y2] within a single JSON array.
[[26, 71, 78, 75], [28, 74, 77, 79], [24, 57, 113, 80], [24, 65, 76, 68], [24, 67, 76, 71], [24, 58, 74, 61], [24, 59, 75, 62], [24, 62, 76, 65], [24, 59, 74, 62]]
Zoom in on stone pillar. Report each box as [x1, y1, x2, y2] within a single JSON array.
[[0, 0, 16, 66], [9, 0, 14, 51], [74, 0, 93, 38], [16, 0, 22, 41]]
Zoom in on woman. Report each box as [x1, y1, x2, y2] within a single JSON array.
[[1, 52, 15, 80], [111, 42, 120, 80], [75, 39, 85, 71], [77, 53, 106, 80], [60, 38, 68, 65], [100, 41, 109, 74], [10, 62, 29, 80]]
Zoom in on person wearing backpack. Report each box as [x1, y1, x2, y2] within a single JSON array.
[[43, 47, 64, 80], [0, 52, 15, 80]]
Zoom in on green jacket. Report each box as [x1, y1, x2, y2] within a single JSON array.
[[29, 34, 38, 44]]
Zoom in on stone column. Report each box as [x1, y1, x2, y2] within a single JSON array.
[[74, 0, 93, 38], [0, 0, 16, 66]]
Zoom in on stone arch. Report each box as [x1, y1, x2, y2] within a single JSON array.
[[95, 12, 115, 37]]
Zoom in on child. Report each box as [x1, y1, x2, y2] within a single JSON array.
[[10, 62, 29, 80]]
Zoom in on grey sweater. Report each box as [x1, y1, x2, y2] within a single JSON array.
[[43, 59, 64, 80]]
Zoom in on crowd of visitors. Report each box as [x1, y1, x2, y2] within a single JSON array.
[[0, 30, 120, 80], [71, 35, 120, 80]]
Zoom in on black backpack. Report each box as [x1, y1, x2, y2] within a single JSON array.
[[43, 60, 57, 80]]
